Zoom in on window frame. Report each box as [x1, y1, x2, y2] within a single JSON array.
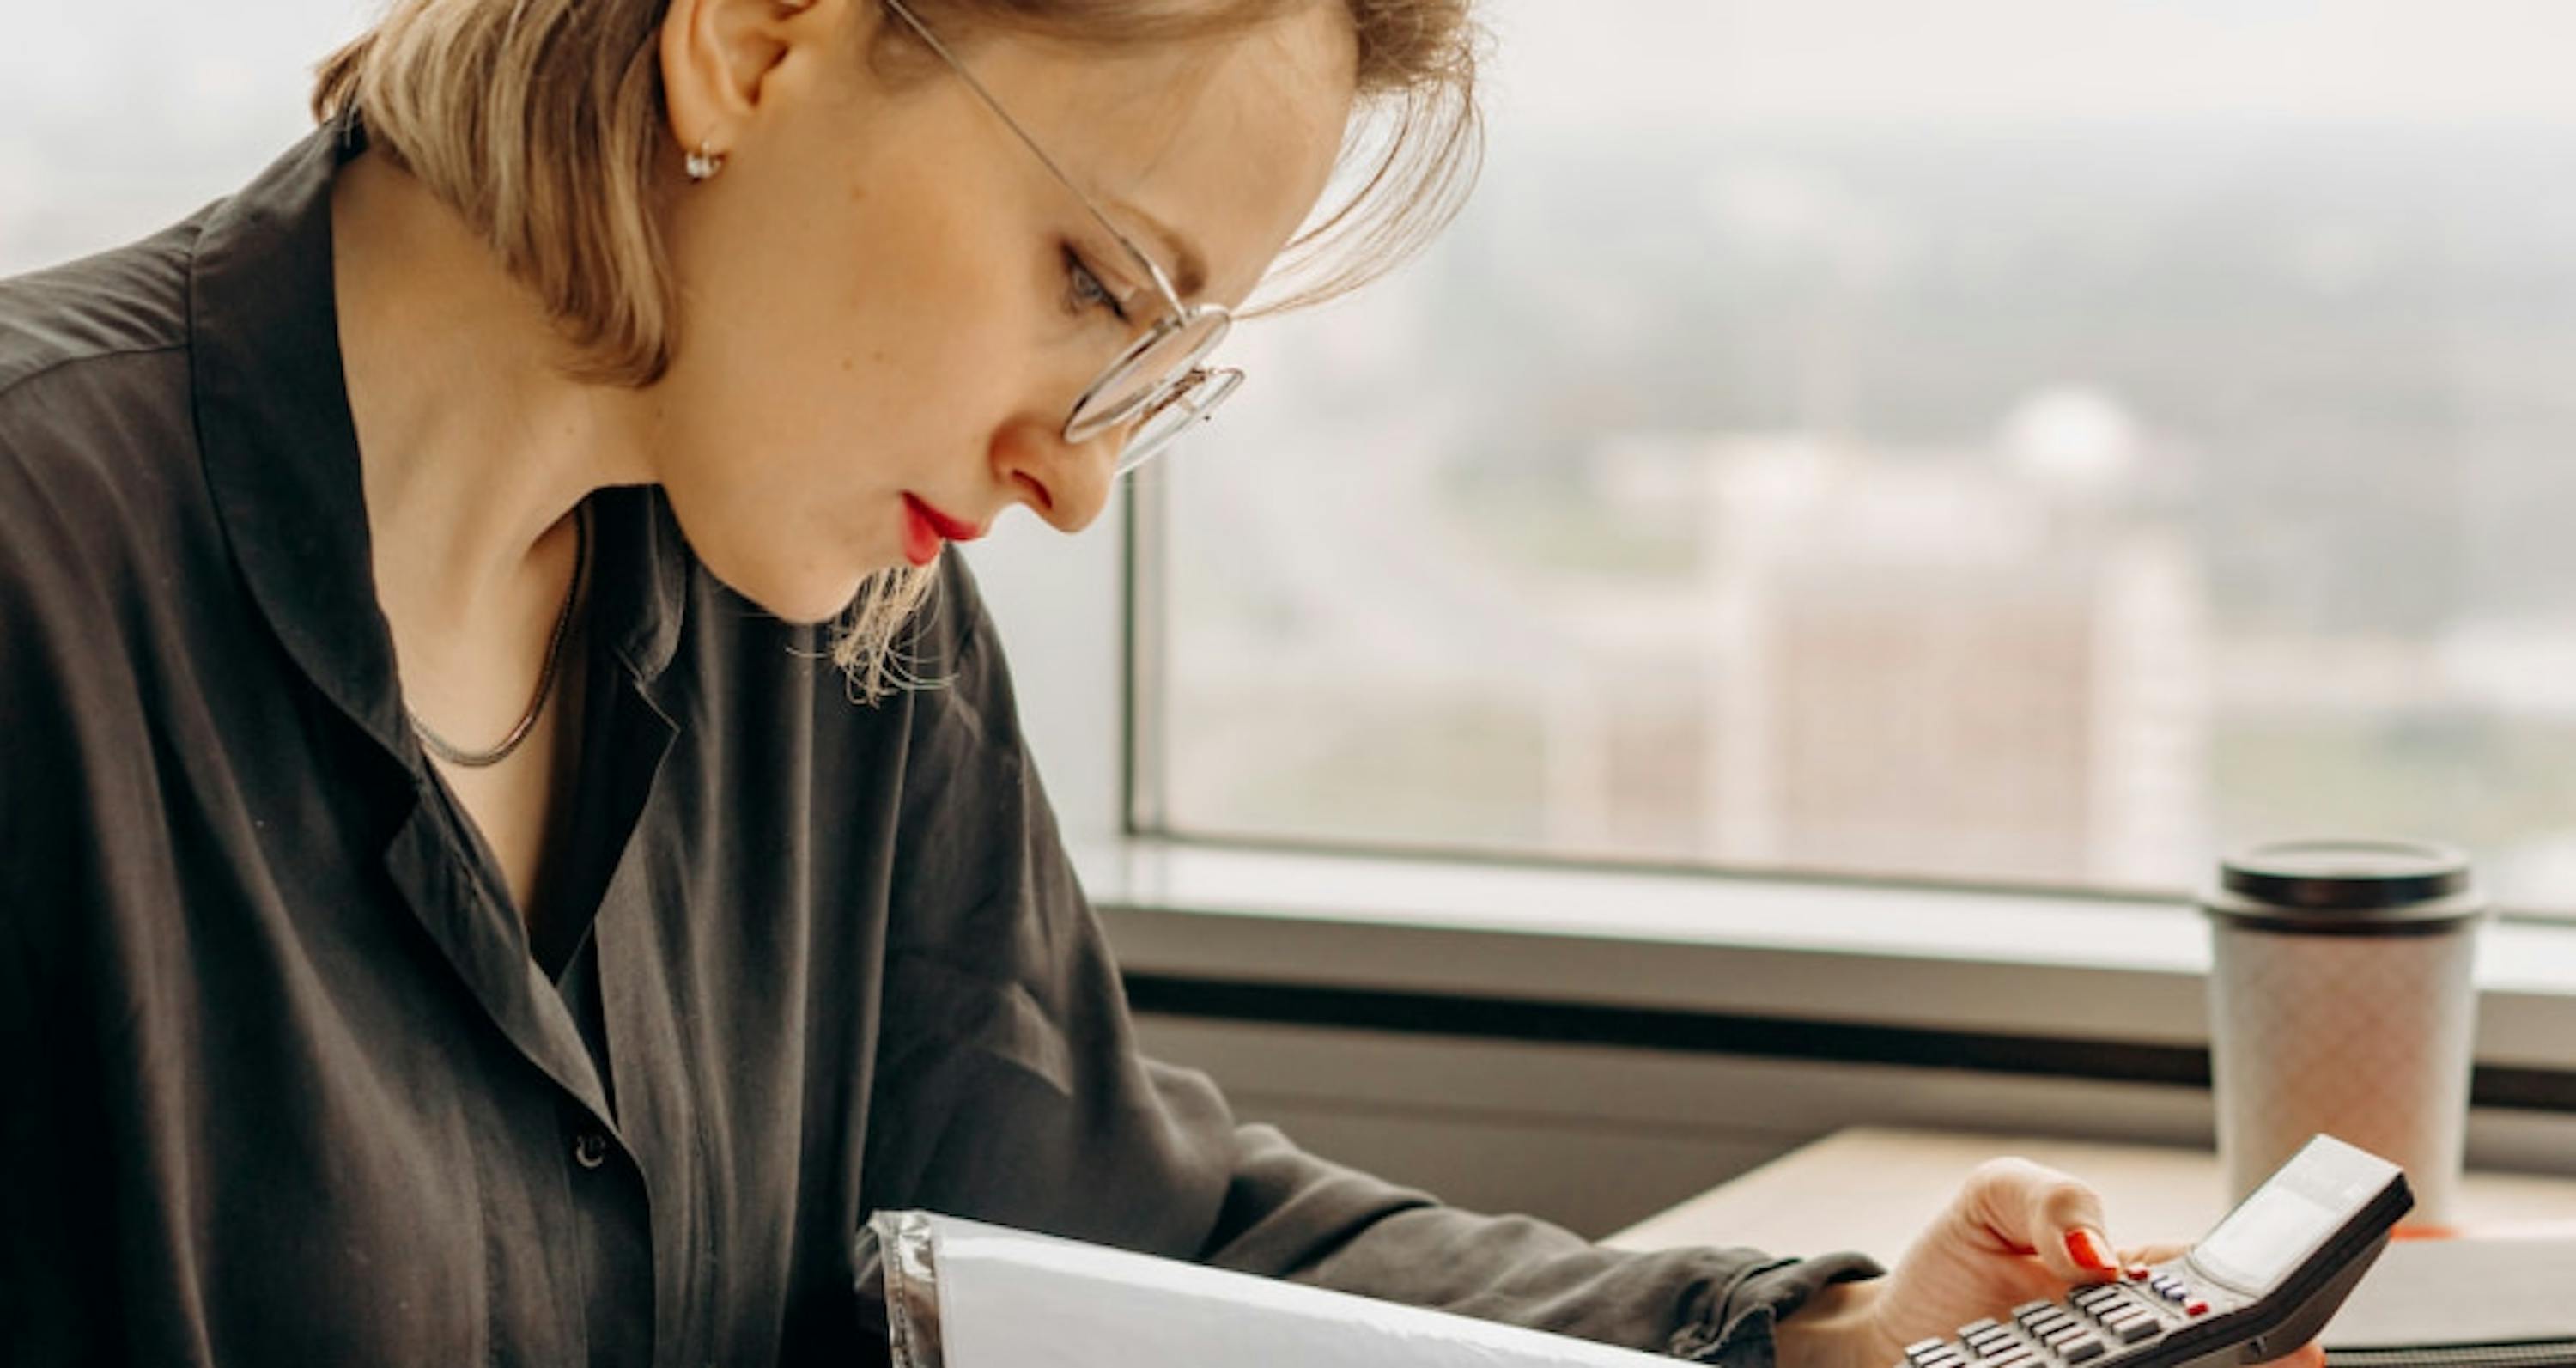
[[959, 478, 2576, 1088]]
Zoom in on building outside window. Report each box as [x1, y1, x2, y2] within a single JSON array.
[[1145, 0, 2576, 915]]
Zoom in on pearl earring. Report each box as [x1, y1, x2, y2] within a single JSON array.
[[685, 139, 726, 182]]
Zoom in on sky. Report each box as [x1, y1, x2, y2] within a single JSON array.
[[1485, 0, 2576, 134]]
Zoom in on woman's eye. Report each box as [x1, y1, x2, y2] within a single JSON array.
[[1063, 247, 1129, 324]]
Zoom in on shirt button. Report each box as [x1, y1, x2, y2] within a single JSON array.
[[572, 1132, 610, 1170]]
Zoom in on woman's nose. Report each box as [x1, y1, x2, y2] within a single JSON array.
[[990, 412, 1118, 534]]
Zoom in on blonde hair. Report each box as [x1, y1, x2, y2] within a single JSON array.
[[313, 0, 1480, 702]]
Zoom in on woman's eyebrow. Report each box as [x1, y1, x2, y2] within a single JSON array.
[[1105, 196, 1209, 302]]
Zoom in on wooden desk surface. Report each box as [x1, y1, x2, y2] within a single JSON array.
[[1605, 1127, 2576, 1261]]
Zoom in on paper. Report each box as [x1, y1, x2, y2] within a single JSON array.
[[871, 1210, 1689, 1368], [2323, 1236, 2576, 1349]]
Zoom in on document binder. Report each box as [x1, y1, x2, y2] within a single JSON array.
[[869, 1210, 1691, 1368]]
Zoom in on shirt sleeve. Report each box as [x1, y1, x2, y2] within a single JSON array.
[[0, 430, 157, 1366], [854, 560, 1885, 1365]]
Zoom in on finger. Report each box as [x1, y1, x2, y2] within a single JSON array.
[[2252, 1341, 2326, 1368], [2117, 1241, 2187, 1275], [1959, 1158, 2122, 1282]]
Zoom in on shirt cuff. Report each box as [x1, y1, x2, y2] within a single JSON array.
[[1666, 1251, 1888, 1368]]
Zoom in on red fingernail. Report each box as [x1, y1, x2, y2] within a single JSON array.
[[2066, 1229, 2117, 1273]]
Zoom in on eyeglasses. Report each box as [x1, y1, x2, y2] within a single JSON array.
[[880, 0, 1246, 475]]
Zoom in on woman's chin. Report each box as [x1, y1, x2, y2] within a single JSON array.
[[693, 544, 879, 628], [661, 502, 910, 625], [768, 574, 885, 628]]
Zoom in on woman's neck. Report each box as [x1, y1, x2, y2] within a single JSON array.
[[330, 147, 660, 760], [329, 146, 656, 652]]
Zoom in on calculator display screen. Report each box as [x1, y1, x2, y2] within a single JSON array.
[[2191, 1183, 2347, 1292]]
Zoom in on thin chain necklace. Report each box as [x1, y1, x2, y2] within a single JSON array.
[[407, 506, 590, 770]]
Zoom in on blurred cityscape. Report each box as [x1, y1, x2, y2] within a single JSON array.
[[1160, 3, 2576, 912]]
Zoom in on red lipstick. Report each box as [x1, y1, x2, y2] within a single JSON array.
[[906, 496, 986, 543], [900, 495, 986, 568]]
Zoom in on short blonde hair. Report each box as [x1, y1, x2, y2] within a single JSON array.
[[313, 0, 1480, 702]]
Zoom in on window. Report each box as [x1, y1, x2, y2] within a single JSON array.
[[1145, 0, 2576, 915]]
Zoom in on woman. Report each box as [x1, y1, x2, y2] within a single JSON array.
[[0, 0, 2325, 1364]]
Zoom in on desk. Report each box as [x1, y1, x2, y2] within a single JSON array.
[[1604, 1127, 2576, 1260]]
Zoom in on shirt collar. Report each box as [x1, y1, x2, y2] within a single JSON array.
[[593, 484, 691, 684], [190, 117, 693, 759]]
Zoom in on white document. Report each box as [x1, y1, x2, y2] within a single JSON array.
[[873, 1210, 1687, 1368]]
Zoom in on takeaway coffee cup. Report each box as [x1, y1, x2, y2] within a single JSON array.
[[2201, 839, 2486, 1229]]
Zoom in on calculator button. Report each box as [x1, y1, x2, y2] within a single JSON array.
[[1967, 1334, 2018, 1355], [2186, 1301, 2209, 1317], [1983, 1351, 2038, 1368], [2109, 1317, 2160, 1345], [2012, 1302, 2058, 1321], [2060, 1339, 2107, 1365], [1959, 1321, 2005, 1341], [2126, 1266, 2153, 1281], [1905, 1341, 1951, 1363]]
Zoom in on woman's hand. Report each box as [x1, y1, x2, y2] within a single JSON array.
[[1771, 1158, 2327, 1368]]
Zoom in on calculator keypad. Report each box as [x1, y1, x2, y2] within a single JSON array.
[[1895, 1276, 2208, 1368]]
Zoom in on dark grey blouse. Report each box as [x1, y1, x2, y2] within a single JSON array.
[[0, 119, 1880, 1365]]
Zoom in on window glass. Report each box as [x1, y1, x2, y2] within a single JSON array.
[[1151, 0, 2576, 911]]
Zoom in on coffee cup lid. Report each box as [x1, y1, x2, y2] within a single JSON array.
[[2202, 839, 2485, 934]]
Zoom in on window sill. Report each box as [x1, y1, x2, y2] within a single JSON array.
[[1077, 839, 2576, 1076]]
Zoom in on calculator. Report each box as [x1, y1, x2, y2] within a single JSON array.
[[1893, 1134, 2413, 1368]]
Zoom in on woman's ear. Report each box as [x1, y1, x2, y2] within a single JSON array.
[[659, 0, 872, 158]]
